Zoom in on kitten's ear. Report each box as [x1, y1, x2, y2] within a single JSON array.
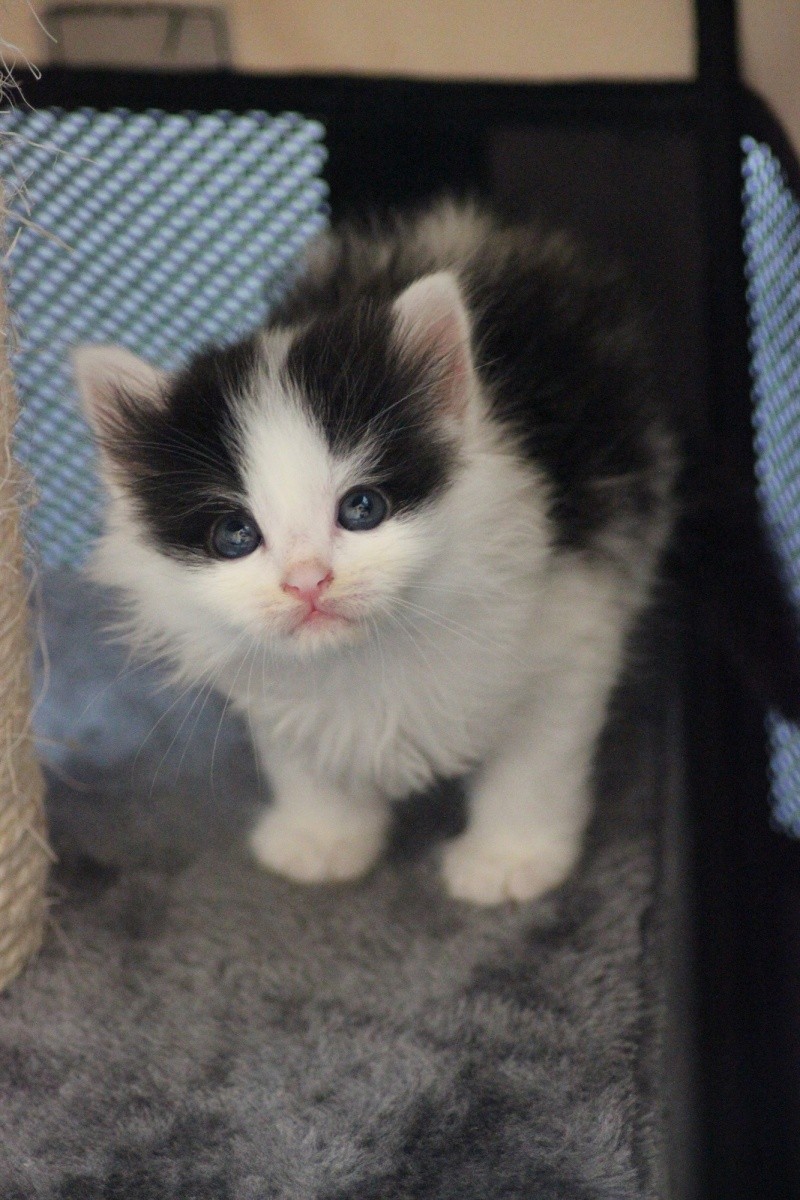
[[72, 344, 167, 433], [392, 272, 474, 418]]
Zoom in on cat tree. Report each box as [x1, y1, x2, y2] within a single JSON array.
[[0, 182, 49, 991]]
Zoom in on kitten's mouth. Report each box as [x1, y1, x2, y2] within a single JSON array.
[[291, 603, 351, 633]]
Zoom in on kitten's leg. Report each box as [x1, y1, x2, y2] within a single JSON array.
[[441, 668, 615, 905], [248, 748, 390, 884]]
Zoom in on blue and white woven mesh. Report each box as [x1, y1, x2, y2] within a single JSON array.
[[742, 134, 800, 835], [0, 106, 328, 567]]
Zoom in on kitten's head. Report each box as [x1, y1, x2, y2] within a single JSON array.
[[75, 272, 479, 659]]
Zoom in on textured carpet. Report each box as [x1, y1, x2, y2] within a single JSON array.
[[0, 568, 678, 1199]]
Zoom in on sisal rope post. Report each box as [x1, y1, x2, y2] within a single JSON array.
[[0, 179, 50, 990]]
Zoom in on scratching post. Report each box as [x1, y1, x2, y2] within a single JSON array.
[[0, 181, 49, 990]]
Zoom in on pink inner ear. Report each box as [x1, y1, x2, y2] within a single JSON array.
[[393, 272, 473, 418], [419, 310, 471, 415]]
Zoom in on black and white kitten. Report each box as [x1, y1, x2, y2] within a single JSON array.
[[73, 201, 676, 905]]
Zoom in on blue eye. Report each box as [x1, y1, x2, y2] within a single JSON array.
[[337, 488, 389, 532], [209, 511, 262, 559]]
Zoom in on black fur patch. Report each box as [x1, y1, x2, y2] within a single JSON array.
[[284, 300, 457, 512], [275, 207, 669, 552], [469, 245, 662, 550], [100, 340, 258, 561]]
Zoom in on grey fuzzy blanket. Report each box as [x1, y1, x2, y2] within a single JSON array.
[[0, 569, 679, 1199]]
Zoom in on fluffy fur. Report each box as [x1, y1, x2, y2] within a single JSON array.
[[73, 201, 676, 904]]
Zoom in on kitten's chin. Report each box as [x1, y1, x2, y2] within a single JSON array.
[[271, 609, 367, 658]]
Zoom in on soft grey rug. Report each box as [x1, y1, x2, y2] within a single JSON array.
[[1, 568, 677, 1199]]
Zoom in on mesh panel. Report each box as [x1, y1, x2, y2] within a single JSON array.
[[742, 135, 800, 835], [0, 107, 328, 567]]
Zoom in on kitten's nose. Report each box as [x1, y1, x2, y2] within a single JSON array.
[[280, 559, 334, 606]]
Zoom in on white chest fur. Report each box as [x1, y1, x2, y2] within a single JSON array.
[[226, 543, 626, 800], [233, 605, 528, 795]]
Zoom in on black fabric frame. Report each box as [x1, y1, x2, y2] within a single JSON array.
[[691, 4, 800, 1195], [15, 7, 800, 1191]]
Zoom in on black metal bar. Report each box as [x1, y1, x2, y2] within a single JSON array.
[[691, 2, 800, 1195], [19, 66, 698, 125]]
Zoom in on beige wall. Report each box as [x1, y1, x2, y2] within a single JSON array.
[[1, 1, 799, 150], [229, 1, 695, 79], [2, 0, 695, 78], [739, 1, 800, 156]]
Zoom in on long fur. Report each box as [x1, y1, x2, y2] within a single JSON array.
[[75, 201, 677, 904]]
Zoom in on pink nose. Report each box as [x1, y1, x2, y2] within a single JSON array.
[[280, 560, 333, 606]]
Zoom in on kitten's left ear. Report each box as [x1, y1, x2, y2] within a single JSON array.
[[72, 344, 168, 434], [392, 272, 475, 419]]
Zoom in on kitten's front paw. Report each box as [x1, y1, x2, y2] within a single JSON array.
[[249, 807, 387, 884], [441, 832, 580, 905]]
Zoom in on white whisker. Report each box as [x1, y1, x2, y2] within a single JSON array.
[[389, 594, 515, 656]]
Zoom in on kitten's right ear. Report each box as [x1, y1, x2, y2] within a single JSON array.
[[72, 345, 167, 434]]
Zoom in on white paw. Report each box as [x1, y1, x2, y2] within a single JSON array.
[[440, 833, 580, 905], [249, 807, 387, 884]]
